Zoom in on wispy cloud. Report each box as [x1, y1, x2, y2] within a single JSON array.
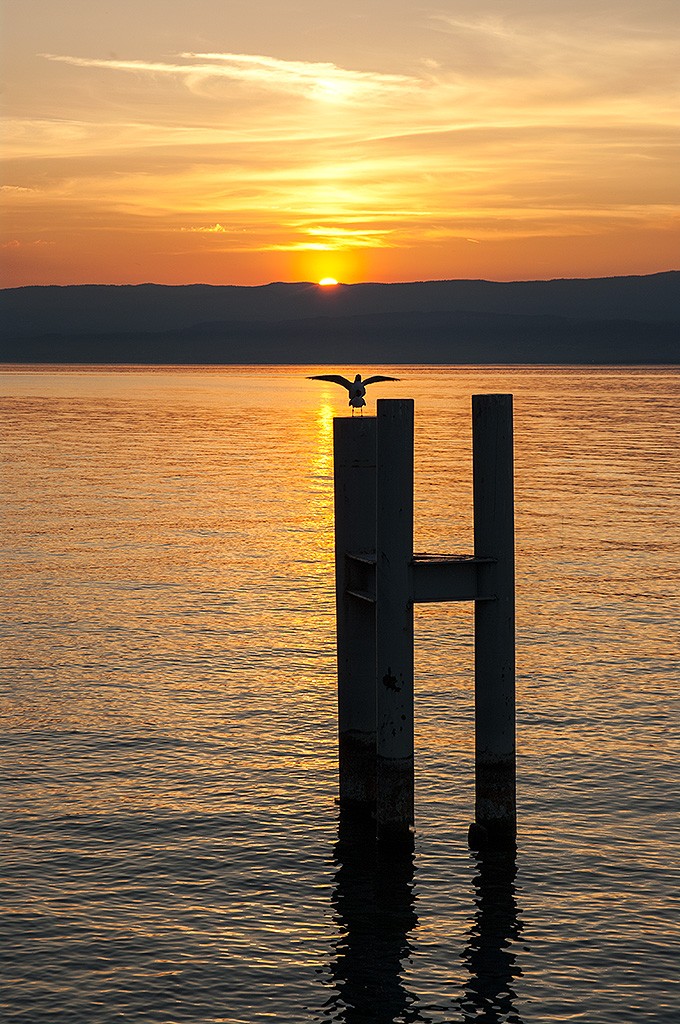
[[41, 51, 417, 103], [427, 10, 680, 100], [181, 223, 229, 233], [1, 238, 54, 248], [265, 225, 395, 252]]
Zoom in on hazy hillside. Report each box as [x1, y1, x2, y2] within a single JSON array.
[[1, 273, 678, 363]]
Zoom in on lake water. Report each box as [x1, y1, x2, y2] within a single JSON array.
[[1, 365, 678, 1024]]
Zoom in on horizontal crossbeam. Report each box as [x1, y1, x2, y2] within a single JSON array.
[[413, 553, 495, 602], [345, 552, 497, 604]]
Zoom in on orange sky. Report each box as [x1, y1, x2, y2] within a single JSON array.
[[2, 1, 679, 286]]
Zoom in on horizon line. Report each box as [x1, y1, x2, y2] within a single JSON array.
[[3, 269, 679, 291]]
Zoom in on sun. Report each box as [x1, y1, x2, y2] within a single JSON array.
[[318, 277, 338, 286]]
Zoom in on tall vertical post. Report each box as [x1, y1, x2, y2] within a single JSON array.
[[376, 399, 415, 842], [334, 417, 377, 811], [472, 394, 516, 844]]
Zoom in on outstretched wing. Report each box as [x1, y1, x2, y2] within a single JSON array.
[[308, 374, 353, 391], [362, 375, 400, 386]]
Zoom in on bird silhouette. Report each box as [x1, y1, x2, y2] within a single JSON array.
[[308, 373, 400, 414]]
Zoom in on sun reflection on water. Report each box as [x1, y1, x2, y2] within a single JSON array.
[[312, 401, 335, 480]]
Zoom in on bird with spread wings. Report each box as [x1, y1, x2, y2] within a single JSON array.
[[308, 372, 400, 414]]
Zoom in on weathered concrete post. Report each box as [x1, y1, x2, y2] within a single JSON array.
[[333, 417, 377, 812], [329, 394, 517, 845], [375, 399, 415, 841], [472, 394, 516, 844]]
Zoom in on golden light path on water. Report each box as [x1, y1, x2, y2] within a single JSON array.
[[1, 364, 678, 1023]]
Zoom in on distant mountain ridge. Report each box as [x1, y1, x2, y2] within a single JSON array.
[[1, 273, 678, 363]]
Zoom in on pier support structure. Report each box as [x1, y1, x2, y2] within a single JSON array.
[[332, 396, 516, 845]]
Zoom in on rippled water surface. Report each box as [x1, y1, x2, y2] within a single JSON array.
[[1, 365, 679, 1023]]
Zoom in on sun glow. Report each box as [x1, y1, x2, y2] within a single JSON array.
[[4, 7, 679, 287], [318, 277, 338, 286]]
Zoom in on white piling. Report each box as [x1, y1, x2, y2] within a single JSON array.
[[375, 399, 415, 841], [333, 417, 377, 811], [472, 394, 516, 843]]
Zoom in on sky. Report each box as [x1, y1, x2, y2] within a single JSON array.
[[2, 0, 679, 286]]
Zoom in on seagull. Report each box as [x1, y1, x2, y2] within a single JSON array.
[[308, 373, 400, 414]]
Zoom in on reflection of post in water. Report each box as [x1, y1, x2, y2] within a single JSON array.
[[327, 810, 421, 1024], [460, 845, 525, 1023]]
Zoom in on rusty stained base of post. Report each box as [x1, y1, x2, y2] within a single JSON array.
[[376, 754, 415, 846], [338, 731, 376, 815], [469, 758, 517, 849]]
